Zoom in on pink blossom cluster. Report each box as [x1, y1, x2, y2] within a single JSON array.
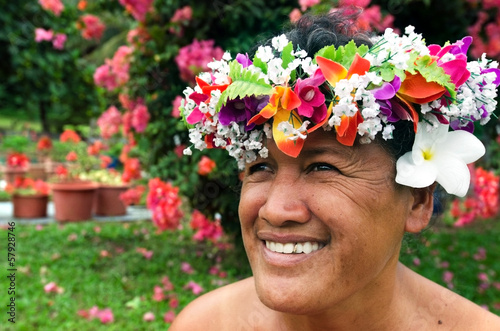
[[78, 14, 106, 41], [78, 306, 114, 324], [467, 0, 500, 60], [190, 210, 224, 243], [175, 39, 224, 83], [93, 46, 133, 91], [197, 156, 216, 176], [119, 185, 146, 206], [146, 178, 183, 231], [97, 105, 122, 139], [171, 96, 183, 118], [127, 26, 150, 49], [169, 6, 193, 36], [147, 276, 178, 323], [34, 28, 67, 50], [38, 0, 64, 16], [44, 281, 64, 294], [451, 165, 499, 227], [118, 0, 154, 22]]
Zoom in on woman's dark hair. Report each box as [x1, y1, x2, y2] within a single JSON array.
[[254, 10, 416, 161]]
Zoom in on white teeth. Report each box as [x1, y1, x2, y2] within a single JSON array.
[[265, 241, 324, 254]]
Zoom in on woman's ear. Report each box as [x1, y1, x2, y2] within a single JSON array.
[[404, 183, 437, 233]]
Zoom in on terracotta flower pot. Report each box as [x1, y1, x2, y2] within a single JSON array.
[[12, 194, 49, 218], [3, 167, 28, 184], [51, 181, 98, 222], [94, 184, 129, 216]]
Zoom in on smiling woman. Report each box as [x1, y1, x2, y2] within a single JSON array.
[[170, 10, 500, 331]]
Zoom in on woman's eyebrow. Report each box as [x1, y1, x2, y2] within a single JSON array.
[[300, 146, 354, 158]]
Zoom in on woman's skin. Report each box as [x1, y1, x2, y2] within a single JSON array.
[[171, 130, 500, 330]]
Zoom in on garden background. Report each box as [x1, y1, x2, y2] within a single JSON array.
[[0, 0, 499, 329]]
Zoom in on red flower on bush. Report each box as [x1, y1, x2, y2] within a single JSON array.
[[5, 177, 50, 196], [122, 158, 141, 183], [60, 129, 81, 143], [451, 165, 499, 227], [78, 14, 106, 41], [118, 0, 154, 22], [65, 151, 78, 162], [6, 152, 29, 169], [37, 136, 52, 151], [38, 0, 64, 16], [190, 210, 224, 243], [87, 140, 107, 156], [146, 178, 183, 231], [119, 185, 146, 206], [197, 156, 216, 176]]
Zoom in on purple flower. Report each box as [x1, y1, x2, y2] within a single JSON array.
[[219, 95, 269, 131], [371, 76, 413, 122], [294, 69, 327, 123], [236, 53, 252, 68]]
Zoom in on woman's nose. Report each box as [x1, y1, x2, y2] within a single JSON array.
[[258, 175, 311, 226]]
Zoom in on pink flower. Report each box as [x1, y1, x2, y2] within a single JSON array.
[[118, 0, 154, 22], [35, 28, 54, 42], [146, 178, 183, 231], [79, 14, 106, 41], [143, 312, 155, 321], [164, 310, 176, 323], [289, 8, 302, 23], [443, 271, 454, 288], [52, 33, 67, 50], [478, 272, 489, 282], [299, 0, 320, 11], [412, 258, 421, 266], [119, 185, 146, 206], [171, 95, 183, 118], [66, 151, 78, 162], [170, 6, 192, 23], [197, 156, 216, 176], [39, 0, 64, 16], [44, 281, 63, 294], [136, 247, 153, 260], [97, 308, 114, 324], [97, 105, 122, 139], [93, 46, 133, 91], [181, 262, 194, 274], [127, 26, 150, 48], [184, 281, 204, 295], [162, 276, 174, 291], [131, 104, 150, 132], [190, 210, 224, 243], [152, 285, 165, 301], [169, 296, 179, 309], [339, 0, 370, 7], [175, 39, 224, 83]]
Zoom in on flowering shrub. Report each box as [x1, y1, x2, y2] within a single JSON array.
[[5, 177, 50, 196], [93, 46, 133, 91], [467, 0, 500, 60], [197, 156, 216, 176], [450, 165, 499, 226], [60, 129, 81, 143], [118, 0, 154, 22], [174, 39, 224, 83], [97, 106, 122, 139], [119, 185, 146, 206], [146, 178, 183, 231], [38, 0, 64, 16]]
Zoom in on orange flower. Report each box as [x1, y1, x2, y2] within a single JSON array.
[[37, 136, 52, 151], [77, 0, 87, 10], [60, 129, 81, 143], [66, 151, 78, 162], [197, 156, 216, 176]]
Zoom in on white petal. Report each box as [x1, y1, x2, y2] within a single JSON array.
[[396, 152, 438, 188], [434, 155, 471, 197], [438, 130, 485, 164]]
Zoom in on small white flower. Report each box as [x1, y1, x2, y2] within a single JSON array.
[[222, 51, 232, 61], [396, 122, 485, 197], [272, 34, 289, 52], [256, 46, 274, 63], [183, 147, 192, 155]]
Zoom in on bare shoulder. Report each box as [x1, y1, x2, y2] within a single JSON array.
[[169, 277, 265, 331], [405, 267, 500, 330]]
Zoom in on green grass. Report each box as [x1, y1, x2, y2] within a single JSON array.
[[3, 218, 499, 330]]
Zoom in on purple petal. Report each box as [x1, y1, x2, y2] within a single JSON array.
[[481, 68, 500, 86], [450, 119, 474, 133], [372, 82, 396, 100], [236, 53, 252, 68], [310, 104, 327, 123]]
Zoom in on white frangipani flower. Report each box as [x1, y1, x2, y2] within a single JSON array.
[[396, 123, 485, 197]]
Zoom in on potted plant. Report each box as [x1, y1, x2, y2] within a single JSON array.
[[3, 152, 30, 184], [5, 177, 50, 219], [80, 168, 129, 216]]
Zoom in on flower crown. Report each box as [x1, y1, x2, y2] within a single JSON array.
[[181, 26, 500, 197]]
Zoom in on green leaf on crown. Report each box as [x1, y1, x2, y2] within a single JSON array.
[[314, 41, 369, 68], [252, 56, 267, 74], [411, 55, 457, 99], [216, 61, 273, 111], [281, 42, 294, 69]]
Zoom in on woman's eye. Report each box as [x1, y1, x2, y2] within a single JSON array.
[[308, 163, 338, 172], [248, 163, 272, 175]]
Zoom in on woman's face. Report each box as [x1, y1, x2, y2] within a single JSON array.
[[239, 129, 414, 315]]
